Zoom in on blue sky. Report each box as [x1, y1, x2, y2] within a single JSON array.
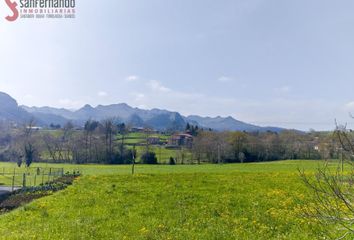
[[1, 0, 354, 130]]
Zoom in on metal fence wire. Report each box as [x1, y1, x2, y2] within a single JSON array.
[[0, 167, 65, 190]]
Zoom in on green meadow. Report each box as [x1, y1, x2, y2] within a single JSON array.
[[0, 160, 339, 239]]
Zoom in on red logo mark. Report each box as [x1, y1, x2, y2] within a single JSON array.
[[5, 0, 19, 22]]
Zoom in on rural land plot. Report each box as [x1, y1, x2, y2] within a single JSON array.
[[0, 160, 336, 239]]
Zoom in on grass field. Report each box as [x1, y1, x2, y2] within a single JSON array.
[[135, 145, 193, 164], [0, 160, 341, 239]]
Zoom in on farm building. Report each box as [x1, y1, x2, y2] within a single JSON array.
[[169, 133, 193, 148], [130, 127, 145, 132]]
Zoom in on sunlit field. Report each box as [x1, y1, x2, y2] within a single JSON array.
[[0, 160, 339, 239], [0, 159, 334, 175]]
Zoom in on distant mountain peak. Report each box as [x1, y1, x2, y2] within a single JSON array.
[[0, 92, 34, 124], [0, 91, 286, 132], [0, 92, 18, 109], [82, 104, 94, 110]]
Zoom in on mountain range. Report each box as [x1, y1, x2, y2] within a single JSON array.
[[0, 91, 284, 132]]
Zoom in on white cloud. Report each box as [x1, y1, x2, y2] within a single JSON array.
[[125, 75, 139, 82], [98, 91, 108, 97], [217, 76, 233, 82], [148, 80, 171, 92]]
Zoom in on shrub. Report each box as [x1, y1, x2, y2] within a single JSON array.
[[141, 152, 158, 164], [169, 157, 176, 165]]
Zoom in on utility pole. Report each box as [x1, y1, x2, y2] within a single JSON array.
[[159, 145, 162, 164], [341, 148, 344, 174], [132, 144, 136, 175], [217, 144, 221, 164]]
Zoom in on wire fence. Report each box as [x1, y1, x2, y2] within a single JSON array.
[[0, 167, 65, 190]]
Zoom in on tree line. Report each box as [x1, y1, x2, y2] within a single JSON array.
[[0, 120, 343, 165], [191, 129, 341, 164], [0, 119, 138, 165]]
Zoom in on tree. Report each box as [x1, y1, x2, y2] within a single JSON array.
[[191, 131, 228, 164], [177, 147, 186, 164], [103, 119, 117, 163], [141, 151, 158, 164], [84, 120, 99, 163], [186, 123, 191, 131], [43, 133, 62, 162], [62, 121, 75, 162], [117, 123, 128, 163], [143, 128, 152, 155], [22, 119, 39, 167], [24, 143, 35, 167], [186, 124, 200, 136], [238, 152, 246, 163], [228, 132, 247, 163], [299, 124, 354, 239], [169, 157, 176, 165]]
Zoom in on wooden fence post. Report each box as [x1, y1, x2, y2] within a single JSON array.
[[12, 176, 15, 191], [22, 173, 26, 188]]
